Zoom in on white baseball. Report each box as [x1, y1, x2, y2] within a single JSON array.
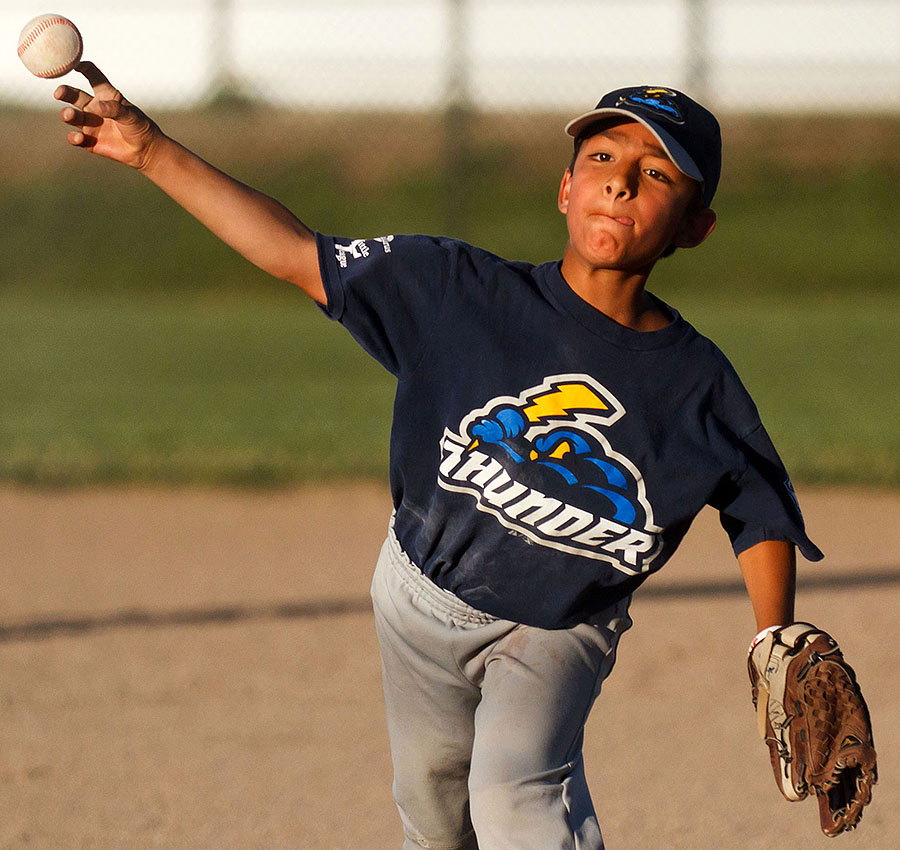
[[18, 14, 83, 79]]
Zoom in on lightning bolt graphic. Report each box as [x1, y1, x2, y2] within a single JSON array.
[[522, 383, 609, 424]]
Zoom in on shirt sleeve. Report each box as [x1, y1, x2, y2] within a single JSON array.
[[711, 422, 823, 562], [315, 232, 451, 377]]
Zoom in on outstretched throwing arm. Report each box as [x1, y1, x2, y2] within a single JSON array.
[[55, 62, 325, 303]]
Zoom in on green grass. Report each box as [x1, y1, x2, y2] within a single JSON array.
[[673, 291, 900, 487], [0, 286, 394, 485], [660, 165, 900, 297], [1, 112, 897, 487]]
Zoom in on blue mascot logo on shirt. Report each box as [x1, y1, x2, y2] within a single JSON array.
[[438, 374, 663, 575]]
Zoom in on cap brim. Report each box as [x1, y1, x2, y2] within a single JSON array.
[[564, 107, 704, 185]]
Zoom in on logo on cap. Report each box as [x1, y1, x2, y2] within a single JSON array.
[[617, 87, 685, 125]]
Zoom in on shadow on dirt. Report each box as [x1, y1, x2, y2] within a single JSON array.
[[2, 567, 898, 644]]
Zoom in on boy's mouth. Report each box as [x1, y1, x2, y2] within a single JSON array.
[[603, 214, 635, 227]]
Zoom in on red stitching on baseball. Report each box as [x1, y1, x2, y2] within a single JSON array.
[[19, 20, 52, 55], [20, 19, 47, 55], [18, 17, 76, 58]]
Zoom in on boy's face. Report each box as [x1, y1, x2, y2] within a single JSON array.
[[558, 118, 715, 275]]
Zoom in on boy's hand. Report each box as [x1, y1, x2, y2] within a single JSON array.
[[54, 62, 160, 171]]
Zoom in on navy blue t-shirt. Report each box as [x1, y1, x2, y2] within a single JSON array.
[[317, 233, 822, 629]]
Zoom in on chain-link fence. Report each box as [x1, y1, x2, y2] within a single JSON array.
[[4, 0, 899, 113]]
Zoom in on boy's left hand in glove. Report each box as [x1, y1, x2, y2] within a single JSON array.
[[747, 622, 877, 837]]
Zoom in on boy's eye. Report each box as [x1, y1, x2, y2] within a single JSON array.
[[590, 152, 613, 162], [644, 168, 670, 182]]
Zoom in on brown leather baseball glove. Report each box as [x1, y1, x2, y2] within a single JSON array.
[[747, 622, 877, 837]]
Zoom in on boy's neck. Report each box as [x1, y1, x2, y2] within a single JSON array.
[[559, 254, 672, 332]]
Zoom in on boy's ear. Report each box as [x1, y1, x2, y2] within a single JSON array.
[[558, 168, 573, 214], [673, 207, 717, 249]]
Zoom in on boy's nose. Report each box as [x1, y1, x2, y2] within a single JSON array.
[[604, 166, 636, 200]]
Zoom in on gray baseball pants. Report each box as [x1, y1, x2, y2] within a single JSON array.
[[371, 525, 633, 850]]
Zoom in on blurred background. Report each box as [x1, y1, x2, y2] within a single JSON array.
[[4, 0, 899, 110], [2, 0, 898, 488]]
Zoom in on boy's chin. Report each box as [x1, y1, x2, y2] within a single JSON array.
[[569, 231, 669, 274], [571, 245, 660, 277]]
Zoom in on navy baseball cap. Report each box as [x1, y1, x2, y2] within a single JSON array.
[[565, 85, 722, 207]]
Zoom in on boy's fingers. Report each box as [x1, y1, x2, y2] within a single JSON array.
[[75, 61, 119, 100], [60, 106, 103, 129], [56, 84, 132, 124], [85, 99, 129, 121], [66, 129, 92, 148], [54, 84, 93, 110]]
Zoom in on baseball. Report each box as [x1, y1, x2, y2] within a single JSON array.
[[18, 13, 83, 79]]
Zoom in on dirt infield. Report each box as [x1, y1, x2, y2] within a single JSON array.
[[1, 484, 897, 849]]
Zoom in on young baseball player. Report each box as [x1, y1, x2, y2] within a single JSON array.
[[54, 67, 825, 848]]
